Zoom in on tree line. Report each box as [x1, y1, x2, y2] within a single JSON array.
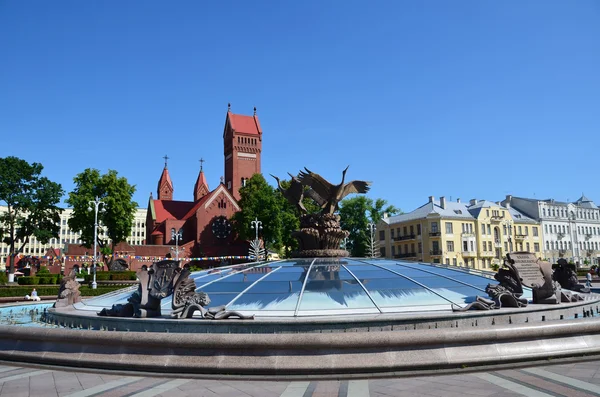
[[0, 156, 137, 278], [0, 156, 399, 279]]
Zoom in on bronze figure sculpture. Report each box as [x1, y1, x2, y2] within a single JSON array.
[[297, 166, 371, 214], [272, 166, 371, 258]]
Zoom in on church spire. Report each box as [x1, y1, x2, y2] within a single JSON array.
[[157, 155, 174, 200], [194, 157, 209, 201]]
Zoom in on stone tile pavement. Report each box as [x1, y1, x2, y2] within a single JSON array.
[[2, 359, 600, 396]]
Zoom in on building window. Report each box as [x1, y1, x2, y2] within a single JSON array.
[[391, 229, 395, 239], [379, 231, 385, 240], [403, 226, 407, 236], [526, 242, 530, 252], [533, 227, 538, 237], [488, 241, 493, 251], [446, 258, 450, 265], [463, 241, 468, 251], [391, 246, 395, 256], [481, 225, 486, 235], [418, 242, 422, 253], [534, 243, 540, 252], [430, 222, 438, 233], [417, 224, 421, 235], [487, 224, 491, 235], [380, 247, 386, 257], [445, 222, 453, 234], [409, 225, 414, 235], [452, 258, 457, 266], [543, 209, 546, 217], [447, 241, 454, 252], [411, 243, 415, 253]]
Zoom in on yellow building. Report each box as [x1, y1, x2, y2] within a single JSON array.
[[378, 196, 541, 270]]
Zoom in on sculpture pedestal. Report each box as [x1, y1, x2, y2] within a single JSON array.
[[292, 214, 349, 258]]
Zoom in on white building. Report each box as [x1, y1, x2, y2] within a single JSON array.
[[0, 206, 147, 268], [503, 195, 600, 266]]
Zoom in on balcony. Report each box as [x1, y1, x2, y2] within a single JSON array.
[[429, 231, 441, 237], [494, 240, 502, 248], [514, 234, 527, 241], [395, 252, 417, 259], [461, 232, 475, 238], [393, 234, 416, 241], [481, 251, 495, 257], [490, 215, 505, 222], [429, 249, 443, 256], [557, 232, 565, 240], [462, 251, 477, 257], [585, 234, 592, 241]]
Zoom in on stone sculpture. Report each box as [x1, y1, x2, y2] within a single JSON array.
[[453, 259, 528, 311], [171, 268, 254, 320], [454, 253, 583, 312], [99, 260, 183, 318], [272, 166, 371, 258], [553, 258, 589, 294], [98, 261, 254, 320], [53, 270, 82, 308]]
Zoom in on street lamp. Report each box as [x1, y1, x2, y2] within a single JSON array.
[[251, 218, 262, 241], [367, 222, 376, 258], [171, 228, 183, 261], [89, 197, 105, 290]]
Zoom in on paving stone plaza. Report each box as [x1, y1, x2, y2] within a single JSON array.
[[3, 359, 600, 396]]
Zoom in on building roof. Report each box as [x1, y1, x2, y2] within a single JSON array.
[[384, 200, 473, 224], [506, 207, 537, 224], [157, 166, 173, 192], [574, 195, 598, 209], [466, 200, 500, 218], [228, 112, 262, 135], [152, 200, 196, 223]]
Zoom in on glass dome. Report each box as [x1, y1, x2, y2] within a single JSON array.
[[81, 258, 533, 317]]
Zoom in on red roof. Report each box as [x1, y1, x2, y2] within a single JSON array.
[[153, 199, 195, 223], [229, 112, 261, 135], [157, 167, 173, 192], [182, 194, 212, 220]]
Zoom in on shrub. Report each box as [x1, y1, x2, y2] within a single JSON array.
[[110, 271, 136, 281], [0, 284, 128, 297], [0, 272, 7, 286], [17, 277, 40, 285], [37, 266, 50, 275], [37, 276, 57, 285]]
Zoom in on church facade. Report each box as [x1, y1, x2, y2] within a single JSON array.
[[145, 105, 263, 261]]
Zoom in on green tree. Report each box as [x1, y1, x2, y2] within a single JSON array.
[[66, 169, 138, 260], [369, 198, 400, 225], [339, 196, 401, 257], [232, 174, 283, 252], [0, 156, 64, 279]]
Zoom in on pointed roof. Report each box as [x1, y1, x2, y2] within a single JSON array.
[[574, 195, 598, 209], [225, 106, 262, 136], [194, 170, 209, 196], [157, 166, 173, 191]]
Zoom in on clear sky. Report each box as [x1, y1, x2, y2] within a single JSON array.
[[1, 1, 599, 213]]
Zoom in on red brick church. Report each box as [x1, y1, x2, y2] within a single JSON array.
[[63, 105, 262, 273], [145, 104, 262, 261]]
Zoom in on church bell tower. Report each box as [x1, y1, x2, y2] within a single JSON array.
[[223, 104, 262, 201]]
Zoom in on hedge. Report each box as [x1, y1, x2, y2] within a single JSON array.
[[0, 285, 131, 298], [83, 271, 136, 283]]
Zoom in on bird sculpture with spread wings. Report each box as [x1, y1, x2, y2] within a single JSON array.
[[270, 174, 307, 214], [297, 166, 371, 214]]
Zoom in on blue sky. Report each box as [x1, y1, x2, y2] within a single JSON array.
[[1, 1, 599, 213]]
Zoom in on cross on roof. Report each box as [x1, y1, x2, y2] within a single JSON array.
[[163, 155, 169, 168], [199, 158, 205, 172]]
